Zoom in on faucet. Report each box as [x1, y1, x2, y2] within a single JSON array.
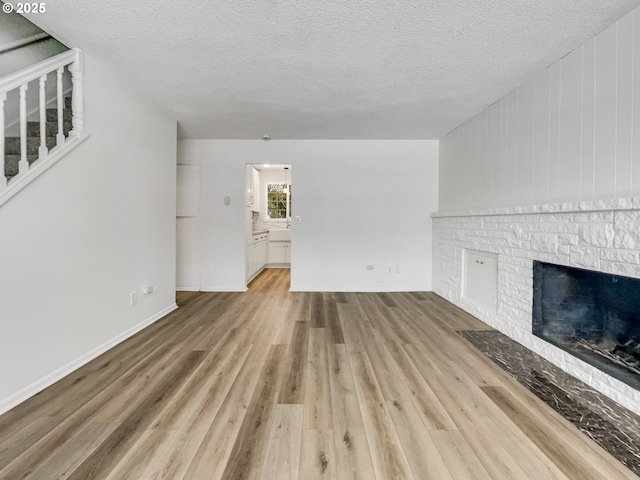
[[287, 217, 291, 229]]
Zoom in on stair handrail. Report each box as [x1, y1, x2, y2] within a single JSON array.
[[0, 48, 77, 94], [1, 47, 85, 203]]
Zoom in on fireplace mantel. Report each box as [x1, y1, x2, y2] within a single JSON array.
[[432, 196, 640, 219]]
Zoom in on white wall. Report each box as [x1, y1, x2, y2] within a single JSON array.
[[440, 6, 640, 211], [177, 140, 439, 292], [0, 52, 177, 413]]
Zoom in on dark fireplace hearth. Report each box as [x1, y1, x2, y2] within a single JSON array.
[[532, 261, 640, 391]]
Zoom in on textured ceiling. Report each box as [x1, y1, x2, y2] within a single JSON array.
[[24, 0, 640, 139]]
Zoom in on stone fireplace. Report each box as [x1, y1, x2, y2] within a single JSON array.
[[532, 261, 640, 391], [432, 197, 640, 415]]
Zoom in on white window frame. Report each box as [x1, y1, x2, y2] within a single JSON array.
[[266, 182, 291, 220]]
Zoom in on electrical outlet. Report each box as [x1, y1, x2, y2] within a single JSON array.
[[395, 266, 400, 274], [130, 291, 137, 306]]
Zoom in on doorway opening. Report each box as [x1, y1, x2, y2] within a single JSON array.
[[245, 164, 293, 288]]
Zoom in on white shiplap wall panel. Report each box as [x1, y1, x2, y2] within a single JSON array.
[[455, 120, 465, 210], [460, 122, 469, 209], [595, 24, 618, 200], [517, 78, 535, 205], [548, 62, 562, 204], [499, 97, 509, 207], [618, 13, 634, 198], [558, 47, 583, 202], [633, 10, 640, 194], [440, 5, 640, 210], [582, 38, 597, 201], [478, 109, 489, 208], [533, 69, 550, 204], [439, 131, 450, 207], [489, 103, 501, 208], [469, 118, 479, 207], [506, 90, 519, 206], [450, 121, 459, 209]]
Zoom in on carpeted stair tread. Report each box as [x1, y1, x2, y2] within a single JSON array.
[[46, 107, 73, 122], [3, 96, 74, 183], [4, 154, 39, 178], [27, 120, 73, 137], [5, 136, 59, 156]]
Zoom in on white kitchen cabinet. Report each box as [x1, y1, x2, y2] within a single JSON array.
[[246, 166, 261, 211], [258, 239, 267, 268], [251, 167, 261, 213], [268, 241, 291, 265], [247, 232, 269, 281], [246, 166, 254, 207], [463, 249, 498, 311]]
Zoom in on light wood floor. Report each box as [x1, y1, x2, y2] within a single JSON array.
[[0, 268, 637, 479]]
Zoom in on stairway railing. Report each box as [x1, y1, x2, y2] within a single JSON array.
[[0, 48, 87, 205]]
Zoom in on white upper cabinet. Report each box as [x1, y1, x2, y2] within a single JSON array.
[[246, 166, 261, 210], [251, 167, 261, 212], [246, 165, 254, 207]]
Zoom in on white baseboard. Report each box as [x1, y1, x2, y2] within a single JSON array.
[[176, 285, 199, 291], [289, 286, 432, 292], [200, 285, 248, 292], [0, 303, 178, 416]]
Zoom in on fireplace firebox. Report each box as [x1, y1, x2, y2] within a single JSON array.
[[532, 261, 640, 391]]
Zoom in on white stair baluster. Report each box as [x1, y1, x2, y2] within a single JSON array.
[[0, 48, 87, 205], [56, 67, 64, 146], [19, 83, 28, 174], [0, 91, 6, 191], [38, 74, 48, 159], [68, 49, 84, 137]]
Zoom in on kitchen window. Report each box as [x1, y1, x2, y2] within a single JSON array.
[[266, 183, 291, 219]]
